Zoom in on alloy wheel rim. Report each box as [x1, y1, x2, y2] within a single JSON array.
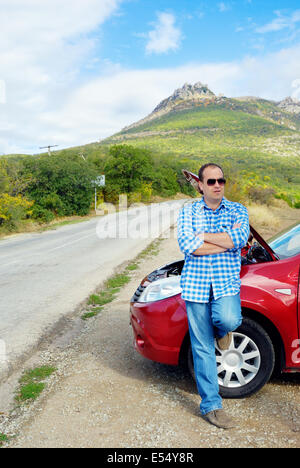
[[216, 332, 261, 388]]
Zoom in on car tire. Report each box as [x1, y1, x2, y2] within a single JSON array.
[[187, 318, 275, 398]]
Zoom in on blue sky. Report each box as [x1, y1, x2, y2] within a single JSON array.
[[98, 0, 300, 67], [1, 0, 300, 154]]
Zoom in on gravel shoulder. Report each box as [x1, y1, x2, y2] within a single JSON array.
[[1, 214, 300, 448]]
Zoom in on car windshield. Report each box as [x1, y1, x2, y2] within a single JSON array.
[[269, 223, 300, 259]]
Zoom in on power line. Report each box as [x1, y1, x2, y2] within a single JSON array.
[[39, 145, 58, 156]]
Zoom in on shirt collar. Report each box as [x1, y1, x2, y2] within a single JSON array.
[[197, 196, 228, 212]]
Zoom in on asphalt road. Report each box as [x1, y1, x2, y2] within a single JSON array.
[[0, 200, 184, 381]]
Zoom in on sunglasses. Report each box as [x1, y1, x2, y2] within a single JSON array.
[[206, 178, 226, 186]]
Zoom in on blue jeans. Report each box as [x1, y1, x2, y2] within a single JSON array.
[[185, 289, 242, 415]]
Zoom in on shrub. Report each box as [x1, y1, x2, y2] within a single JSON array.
[[247, 186, 276, 205], [38, 193, 65, 215], [0, 194, 33, 230], [128, 192, 142, 205], [140, 182, 153, 202], [31, 205, 55, 224], [225, 181, 247, 204], [103, 184, 122, 205]]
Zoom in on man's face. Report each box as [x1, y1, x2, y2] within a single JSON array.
[[198, 166, 225, 203]]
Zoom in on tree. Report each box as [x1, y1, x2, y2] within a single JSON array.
[[4, 158, 33, 196], [24, 153, 98, 219], [104, 145, 154, 194]]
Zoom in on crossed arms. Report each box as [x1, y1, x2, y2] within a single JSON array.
[[177, 205, 250, 257], [192, 225, 241, 256]]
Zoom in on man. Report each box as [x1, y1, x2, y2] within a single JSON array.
[[177, 163, 250, 429]]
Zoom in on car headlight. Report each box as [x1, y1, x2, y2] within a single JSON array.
[[138, 276, 182, 303]]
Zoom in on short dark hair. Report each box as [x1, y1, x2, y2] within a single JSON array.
[[198, 163, 224, 195], [198, 163, 224, 182]]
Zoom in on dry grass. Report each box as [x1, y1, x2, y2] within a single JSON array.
[[247, 203, 281, 234], [0, 215, 94, 240]]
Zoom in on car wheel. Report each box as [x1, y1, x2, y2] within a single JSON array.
[[187, 318, 275, 398]]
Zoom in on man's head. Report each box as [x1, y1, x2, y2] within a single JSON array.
[[198, 163, 226, 204]]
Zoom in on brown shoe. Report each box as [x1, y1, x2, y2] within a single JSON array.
[[217, 332, 232, 351], [203, 410, 235, 429]]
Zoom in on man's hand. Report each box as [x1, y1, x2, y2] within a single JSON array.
[[203, 232, 234, 249], [202, 222, 242, 249], [193, 242, 227, 256]]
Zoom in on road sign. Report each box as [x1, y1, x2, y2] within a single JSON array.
[[93, 175, 105, 187]]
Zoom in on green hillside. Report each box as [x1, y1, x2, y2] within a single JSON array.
[[102, 96, 300, 207]]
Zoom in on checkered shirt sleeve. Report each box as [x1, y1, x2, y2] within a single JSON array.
[[177, 202, 204, 256], [225, 204, 250, 249]]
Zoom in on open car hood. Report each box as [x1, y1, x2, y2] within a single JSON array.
[[182, 169, 278, 261]]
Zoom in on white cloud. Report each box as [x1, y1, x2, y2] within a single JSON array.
[[292, 79, 300, 100], [0, 80, 6, 105], [0, 0, 121, 42], [145, 12, 182, 55], [0, 0, 123, 153], [256, 9, 300, 33], [218, 3, 230, 13]]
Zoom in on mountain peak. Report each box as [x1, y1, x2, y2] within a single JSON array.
[[122, 81, 217, 132], [153, 82, 215, 113], [120, 82, 300, 134]]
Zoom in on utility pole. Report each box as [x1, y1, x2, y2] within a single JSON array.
[[39, 145, 58, 156]]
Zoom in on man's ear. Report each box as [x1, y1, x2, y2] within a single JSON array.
[[198, 181, 204, 195]]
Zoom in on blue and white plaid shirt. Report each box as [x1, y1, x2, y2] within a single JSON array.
[[177, 197, 250, 303]]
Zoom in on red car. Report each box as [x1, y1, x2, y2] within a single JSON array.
[[130, 200, 300, 398]]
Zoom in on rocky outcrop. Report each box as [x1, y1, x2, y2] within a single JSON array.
[[277, 97, 300, 114], [153, 82, 215, 113]]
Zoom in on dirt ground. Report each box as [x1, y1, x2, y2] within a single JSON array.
[[1, 204, 300, 449]]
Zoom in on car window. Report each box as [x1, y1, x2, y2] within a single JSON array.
[[269, 224, 300, 259]]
